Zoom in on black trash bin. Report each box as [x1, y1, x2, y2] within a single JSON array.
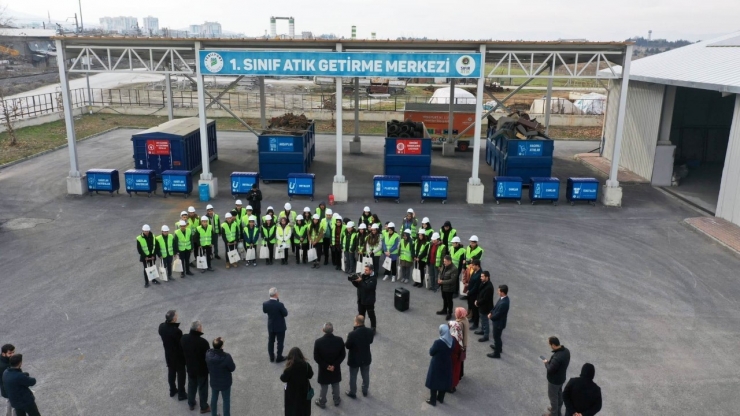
[[394, 287, 409, 312]]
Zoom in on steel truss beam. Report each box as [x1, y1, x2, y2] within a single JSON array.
[[66, 46, 195, 74], [487, 50, 622, 79]]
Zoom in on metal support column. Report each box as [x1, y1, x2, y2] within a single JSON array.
[[602, 44, 633, 206], [165, 73, 174, 120], [350, 77, 362, 153], [442, 79, 456, 156], [194, 41, 217, 196], [544, 77, 553, 135], [56, 39, 87, 194], [333, 43, 348, 201], [259, 76, 266, 129], [467, 45, 487, 204], [85, 72, 92, 114]]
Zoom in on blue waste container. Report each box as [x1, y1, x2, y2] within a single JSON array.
[[493, 176, 523, 205], [161, 170, 192, 198], [567, 177, 599, 205], [421, 176, 448, 204], [373, 175, 400, 203], [199, 183, 210, 202], [231, 172, 259, 199], [86, 169, 120, 196], [287, 173, 315, 201], [124, 169, 157, 197], [529, 177, 560, 205]]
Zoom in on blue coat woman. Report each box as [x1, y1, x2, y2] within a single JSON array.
[[425, 324, 453, 405]]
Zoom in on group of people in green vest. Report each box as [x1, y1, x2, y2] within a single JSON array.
[[136, 201, 484, 290]]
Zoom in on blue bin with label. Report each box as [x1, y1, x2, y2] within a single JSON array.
[[529, 177, 560, 205], [373, 175, 401, 203], [231, 172, 259, 199], [199, 183, 210, 202], [86, 169, 120, 196], [124, 169, 157, 197], [258, 121, 315, 182], [421, 176, 448, 204], [567, 177, 599, 205], [287, 173, 315, 201], [161, 170, 192, 198], [493, 176, 523, 205]]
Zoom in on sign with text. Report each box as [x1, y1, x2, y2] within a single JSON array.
[[267, 137, 295, 152], [395, 139, 422, 155], [146, 140, 170, 156], [200, 50, 481, 78]]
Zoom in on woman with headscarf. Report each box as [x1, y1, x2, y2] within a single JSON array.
[[359, 206, 373, 227], [279, 347, 314, 416], [425, 324, 453, 407], [449, 307, 469, 392], [309, 214, 325, 269], [563, 363, 602, 416], [366, 224, 382, 274]]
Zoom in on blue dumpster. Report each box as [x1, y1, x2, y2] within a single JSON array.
[[567, 177, 599, 205], [421, 176, 448, 204], [529, 177, 560, 205], [493, 176, 523, 205], [287, 173, 315, 201], [384, 137, 432, 184], [124, 169, 157, 197], [373, 175, 400, 203], [86, 169, 119, 196], [231, 172, 259, 199], [199, 183, 210, 202], [258, 121, 315, 182], [161, 170, 193, 198]]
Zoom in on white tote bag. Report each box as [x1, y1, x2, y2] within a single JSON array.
[[425, 269, 432, 289], [246, 247, 256, 261], [145, 261, 160, 281], [237, 241, 245, 253], [159, 259, 168, 282], [275, 245, 285, 260], [227, 249, 241, 264], [412, 264, 422, 284], [459, 279, 466, 296], [196, 249, 208, 269], [259, 244, 270, 259], [172, 256, 183, 273], [382, 256, 392, 271], [355, 258, 364, 273], [363, 256, 372, 266], [307, 247, 318, 262]]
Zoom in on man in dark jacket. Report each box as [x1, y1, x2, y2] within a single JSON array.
[[563, 363, 602, 416], [344, 315, 374, 398], [488, 284, 510, 358], [313, 322, 346, 409], [466, 260, 482, 330], [205, 337, 236, 416], [158, 310, 186, 400], [352, 264, 377, 331], [1, 344, 15, 415], [246, 184, 262, 226], [2, 354, 39, 416], [181, 321, 210, 413], [543, 336, 571, 416], [137, 224, 160, 288], [262, 287, 288, 363], [436, 255, 458, 320], [475, 271, 494, 342]]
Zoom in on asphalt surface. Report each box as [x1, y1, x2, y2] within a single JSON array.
[[1, 130, 739, 415]]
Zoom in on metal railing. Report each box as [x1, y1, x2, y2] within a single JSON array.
[[0, 89, 88, 120]]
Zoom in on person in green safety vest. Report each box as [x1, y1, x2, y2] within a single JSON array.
[[428, 232, 447, 292], [186, 206, 199, 233], [449, 236, 466, 272], [359, 206, 373, 227], [309, 214, 326, 269], [320, 208, 333, 266], [206, 204, 221, 260], [439, 221, 457, 248], [401, 208, 418, 237], [244, 205, 255, 227], [195, 216, 215, 273], [315, 201, 327, 219], [174, 220, 195, 277], [413, 229, 430, 288], [263, 206, 275, 225], [176, 210, 189, 231], [301, 207, 312, 224], [420, 217, 434, 239], [381, 222, 400, 282], [356, 223, 368, 262], [278, 203, 297, 228], [463, 235, 484, 266], [330, 214, 345, 270], [242, 215, 261, 267], [261, 215, 277, 265], [276, 216, 292, 265], [137, 224, 160, 288], [234, 200, 247, 223], [366, 223, 383, 274], [342, 221, 359, 274], [293, 216, 309, 265], [221, 212, 240, 269], [156, 225, 175, 280], [398, 229, 416, 284]]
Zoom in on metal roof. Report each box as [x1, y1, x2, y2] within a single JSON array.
[[612, 31, 740, 94]]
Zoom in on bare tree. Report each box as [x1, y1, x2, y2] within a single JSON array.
[[0, 3, 15, 29], [0, 87, 20, 146]]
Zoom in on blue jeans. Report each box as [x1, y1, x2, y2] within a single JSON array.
[[211, 387, 231, 416], [480, 311, 490, 337]]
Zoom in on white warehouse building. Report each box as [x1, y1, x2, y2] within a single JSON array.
[[602, 31, 740, 226]]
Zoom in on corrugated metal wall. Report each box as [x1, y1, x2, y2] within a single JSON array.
[[716, 94, 740, 226], [602, 80, 665, 180]]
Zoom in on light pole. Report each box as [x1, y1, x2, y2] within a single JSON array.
[[78, 0, 84, 33]]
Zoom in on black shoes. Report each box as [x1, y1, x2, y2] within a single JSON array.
[[474, 330, 484, 335], [152, 279, 161, 285], [178, 395, 187, 401], [275, 356, 286, 363], [269, 357, 275, 363], [435, 310, 446, 315], [170, 391, 177, 397], [478, 337, 489, 342], [214, 255, 221, 259], [314, 400, 326, 409], [487, 352, 501, 359], [207, 268, 214, 272], [345, 391, 357, 399], [469, 325, 479, 330], [445, 314, 452, 321], [145, 282, 150, 288], [426, 399, 436, 407], [460, 296, 468, 300], [186, 271, 194, 276]]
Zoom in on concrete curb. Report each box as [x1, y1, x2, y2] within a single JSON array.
[[683, 218, 740, 258]]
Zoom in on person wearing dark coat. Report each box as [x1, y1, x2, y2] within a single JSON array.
[[136, 224, 160, 287], [280, 347, 313, 416], [344, 315, 374, 398], [181, 321, 210, 413], [436, 255, 458, 320], [563, 363, 602, 416], [263, 287, 288, 363], [2, 354, 40, 416], [466, 260, 482, 329], [205, 337, 236, 416], [474, 271, 494, 341], [312, 323, 346, 409], [158, 310, 187, 400], [487, 284, 510, 358], [543, 336, 571, 416], [425, 324, 453, 407], [1, 344, 14, 415], [352, 264, 377, 331], [247, 183, 263, 226]]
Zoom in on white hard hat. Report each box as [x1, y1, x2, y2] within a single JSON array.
[[388, 222, 395, 228], [304, 207, 311, 212], [265, 215, 273, 221], [249, 215, 257, 222], [187, 206, 195, 213], [422, 217, 430, 224], [334, 214, 343, 221], [359, 223, 367, 229], [347, 221, 355, 228], [326, 208, 333, 215], [363, 206, 370, 212], [432, 232, 440, 240], [404, 228, 411, 234], [418, 229, 426, 234], [180, 211, 188, 216], [246, 205, 253, 210], [225, 213, 232, 219], [267, 206, 274, 211], [284, 203, 292, 210], [235, 199, 243, 205], [206, 204, 214, 210], [142, 224, 151, 231], [179, 220, 187, 227], [451, 236, 461, 243], [371, 224, 380, 229], [469, 235, 479, 242], [200, 216, 209, 221], [407, 208, 414, 213], [161, 225, 170, 232], [313, 214, 320, 220]]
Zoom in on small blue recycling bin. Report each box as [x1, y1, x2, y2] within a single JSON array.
[[529, 177, 560, 205], [199, 184, 210, 202], [287, 173, 315, 201], [421, 176, 448, 204], [231, 172, 259, 199], [86, 169, 120, 196], [124, 169, 157, 197], [567, 177, 599, 205], [373, 175, 400, 203], [493, 176, 523, 205], [161, 170, 192, 198]]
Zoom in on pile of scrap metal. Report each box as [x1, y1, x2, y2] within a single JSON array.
[[487, 111, 551, 140], [263, 113, 311, 135], [387, 120, 425, 138]]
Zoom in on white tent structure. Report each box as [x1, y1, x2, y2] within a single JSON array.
[[428, 87, 476, 104], [573, 92, 607, 114], [529, 97, 582, 115]]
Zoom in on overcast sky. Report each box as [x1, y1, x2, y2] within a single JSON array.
[[6, 0, 738, 41]]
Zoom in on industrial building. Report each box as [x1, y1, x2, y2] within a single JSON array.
[[601, 31, 740, 226], [0, 28, 56, 66]]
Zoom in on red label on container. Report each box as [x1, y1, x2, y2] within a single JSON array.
[[146, 140, 170, 155], [395, 139, 422, 155]]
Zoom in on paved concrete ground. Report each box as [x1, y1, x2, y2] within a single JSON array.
[[1, 130, 740, 415]]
